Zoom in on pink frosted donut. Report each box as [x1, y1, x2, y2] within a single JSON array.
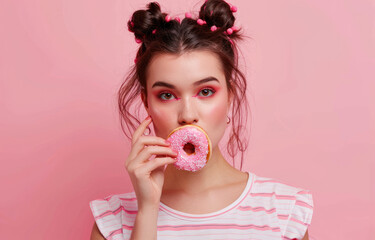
[[166, 125, 212, 172]]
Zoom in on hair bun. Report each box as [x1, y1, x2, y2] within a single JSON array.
[[199, 0, 235, 30], [127, 2, 165, 42]]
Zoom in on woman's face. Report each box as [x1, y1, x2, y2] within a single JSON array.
[[142, 50, 232, 150]]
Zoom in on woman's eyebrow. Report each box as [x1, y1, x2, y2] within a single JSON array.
[[151, 77, 219, 89]]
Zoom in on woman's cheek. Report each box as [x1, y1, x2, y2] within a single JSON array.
[[206, 96, 228, 125], [148, 104, 174, 138], [204, 98, 229, 147], [213, 103, 227, 120]]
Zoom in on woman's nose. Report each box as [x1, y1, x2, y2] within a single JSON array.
[[177, 98, 198, 125]]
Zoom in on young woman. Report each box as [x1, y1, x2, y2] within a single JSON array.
[[90, 1, 313, 239]]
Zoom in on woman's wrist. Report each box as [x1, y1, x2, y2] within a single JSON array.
[[130, 203, 159, 240], [137, 202, 160, 215]]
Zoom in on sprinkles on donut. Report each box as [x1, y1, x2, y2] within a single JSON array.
[[166, 125, 212, 172]]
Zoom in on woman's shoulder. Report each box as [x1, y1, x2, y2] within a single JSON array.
[[248, 172, 314, 239], [89, 192, 138, 239], [249, 172, 312, 197], [249, 172, 314, 212], [89, 191, 138, 215]]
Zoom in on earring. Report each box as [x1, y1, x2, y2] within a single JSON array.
[[227, 116, 231, 124]]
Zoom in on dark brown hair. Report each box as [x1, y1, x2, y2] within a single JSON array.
[[118, 0, 251, 170]]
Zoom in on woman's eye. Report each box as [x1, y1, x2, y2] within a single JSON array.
[[198, 88, 215, 97], [159, 92, 175, 100]]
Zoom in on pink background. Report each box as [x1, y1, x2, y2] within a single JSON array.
[[1, 0, 374, 239]]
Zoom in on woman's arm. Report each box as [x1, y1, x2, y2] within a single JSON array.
[[129, 205, 159, 240], [90, 222, 105, 240], [302, 229, 309, 240]]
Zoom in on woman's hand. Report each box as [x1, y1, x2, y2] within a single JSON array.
[[125, 116, 177, 209]]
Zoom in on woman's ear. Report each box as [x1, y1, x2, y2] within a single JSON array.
[[141, 90, 149, 109], [227, 91, 233, 111]]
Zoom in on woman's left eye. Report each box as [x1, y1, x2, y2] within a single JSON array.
[[158, 92, 175, 101], [198, 88, 215, 97]]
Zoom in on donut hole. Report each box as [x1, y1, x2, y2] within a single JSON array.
[[183, 142, 195, 155]]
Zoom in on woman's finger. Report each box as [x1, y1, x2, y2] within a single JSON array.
[[142, 157, 176, 173], [130, 136, 170, 159], [131, 116, 152, 145], [131, 145, 177, 166]]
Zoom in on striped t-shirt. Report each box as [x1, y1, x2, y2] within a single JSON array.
[[89, 171, 314, 240]]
